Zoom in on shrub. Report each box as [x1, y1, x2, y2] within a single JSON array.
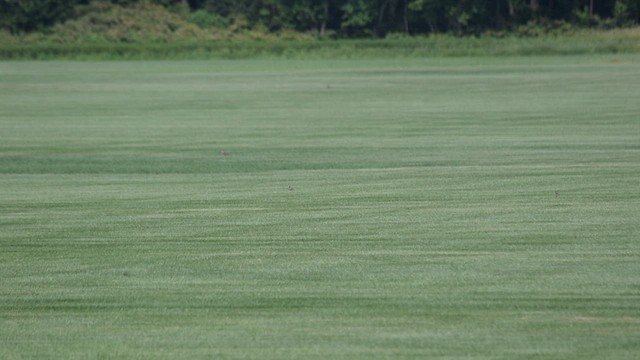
[[47, 1, 216, 43], [189, 10, 229, 29]]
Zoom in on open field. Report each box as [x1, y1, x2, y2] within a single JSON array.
[[1, 56, 640, 358]]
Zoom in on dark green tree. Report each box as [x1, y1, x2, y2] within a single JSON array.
[[0, 0, 78, 32]]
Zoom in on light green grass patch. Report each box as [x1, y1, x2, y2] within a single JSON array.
[[1, 56, 640, 359]]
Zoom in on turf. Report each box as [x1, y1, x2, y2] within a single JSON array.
[[1, 56, 639, 359]]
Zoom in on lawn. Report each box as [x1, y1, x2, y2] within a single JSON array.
[[1, 56, 639, 359]]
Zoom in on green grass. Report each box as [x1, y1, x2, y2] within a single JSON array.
[[1, 55, 640, 359]]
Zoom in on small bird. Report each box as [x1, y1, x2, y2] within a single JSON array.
[[555, 191, 559, 198], [288, 185, 294, 191], [220, 150, 229, 156]]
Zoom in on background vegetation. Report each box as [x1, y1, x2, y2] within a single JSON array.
[[1, 29, 640, 59], [1, 0, 639, 40], [1, 0, 639, 60]]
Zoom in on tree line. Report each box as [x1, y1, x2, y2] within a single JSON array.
[[2, 0, 639, 36]]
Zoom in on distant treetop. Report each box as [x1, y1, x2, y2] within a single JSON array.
[[1, 0, 639, 36]]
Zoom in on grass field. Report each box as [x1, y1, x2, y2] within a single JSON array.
[[1, 56, 640, 359]]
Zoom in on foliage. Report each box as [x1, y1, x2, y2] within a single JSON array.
[[1, 28, 640, 59], [515, 19, 575, 37], [46, 1, 214, 42], [0, 0, 78, 33], [287, 0, 326, 32], [189, 9, 229, 29], [2, 0, 640, 38], [340, 0, 375, 35]]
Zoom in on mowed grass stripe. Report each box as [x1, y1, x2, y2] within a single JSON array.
[[1, 56, 639, 359]]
